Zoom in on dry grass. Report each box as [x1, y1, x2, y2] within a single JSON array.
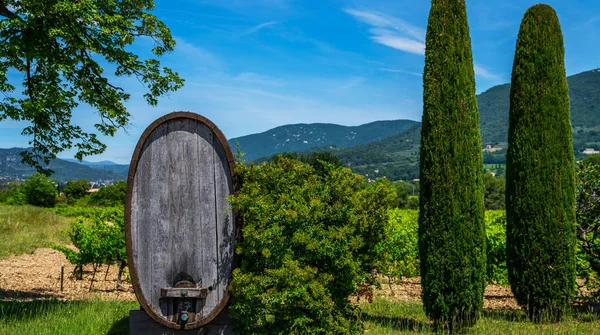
[[0, 205, 72, 259]]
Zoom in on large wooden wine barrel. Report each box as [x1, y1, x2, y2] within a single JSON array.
[[126, 112, 237, 330]]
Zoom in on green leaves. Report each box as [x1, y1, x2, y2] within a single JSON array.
[[229, 157, 394, 334], [506, 4, 575, 322], [575, 161, 600, 286], [52, 207, 126, 282], [0, 0, 184, 173], [420, 0, 486, 329], [21, 173, 58, 207]]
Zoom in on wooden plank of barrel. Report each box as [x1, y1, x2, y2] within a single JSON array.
[[126, 112, 237, 330]]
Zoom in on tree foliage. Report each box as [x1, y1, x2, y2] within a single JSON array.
[[0, 0, 184, 173], [89, 181, 126, 207], [506, 4, 576, 322], [63, 179, 89, 203], [228, 158, 395, 334], [418, 0, 486, 329], [575, 161, 600, 284], [53, 207, 127, 286], [484, 173, 505, 210], [0, 181, 25, 204], [22, 172, 58, 207]]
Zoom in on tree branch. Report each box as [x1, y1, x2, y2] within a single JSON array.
[[0, 2, 18, 20]]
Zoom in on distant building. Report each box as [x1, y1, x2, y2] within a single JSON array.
[[583, 148, 600, 155], [483, 144, 503, 153]]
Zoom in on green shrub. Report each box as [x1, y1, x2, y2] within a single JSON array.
[[506, 4, 576, 322], [376, 209, 419, 283], [485, 212, 508, 285], [379, 210, 508, 286], [419, 0, 486, 329], [89, 181, 126, 207], [0, 182, 26, 205], [52, 206, 124, 221], [575, 161, 600, 292], [484, 173, 506, 210], [22, 173, 58, 207], [53, 210, 127, 286], [229, 157, 395, 334], [63, 179, 89, 203]]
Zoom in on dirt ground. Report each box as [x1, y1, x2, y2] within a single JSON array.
[[374, 277, 520, 310], [0, 248, 523, 311], [0, 248, 136, 302]]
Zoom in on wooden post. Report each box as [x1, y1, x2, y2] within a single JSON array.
[[60, 266, 64, 292], [104, 263, 111, 281]]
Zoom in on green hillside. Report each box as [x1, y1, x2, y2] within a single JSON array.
[[278, 69, 600, 181], [229, 119, 419, 161], [479, 68, 600, 150], [2, 69, 599, 182], [0, 148, 127, 183]]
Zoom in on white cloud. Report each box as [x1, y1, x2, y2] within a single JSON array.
[[344, 9, 425, 55], [377, 68, 422, 77], [241, 21, 279, 36], [336, 76, 365, 92], [234, 72, 288, 86], [370, 29, 425, 55], [474, 64, 500, 80], [168, 37, 223, 70], [344, 9, 425, 42]]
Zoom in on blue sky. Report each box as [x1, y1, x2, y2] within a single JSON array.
[[1, 0, 599, 163]]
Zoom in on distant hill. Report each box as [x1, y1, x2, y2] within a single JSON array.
[[265, 69, 600, 181], [62, 158, 119, 166], [229, 120, 419, 161], [88, 164, 130, 174], [3, 69, 599, 182], [62, 158, 130, 174], [478, 68, 600, 149], [0, 148, 127, 183]]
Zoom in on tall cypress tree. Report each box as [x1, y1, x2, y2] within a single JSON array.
[[506, 4, 575, 322], [419, 0, 486, 329]]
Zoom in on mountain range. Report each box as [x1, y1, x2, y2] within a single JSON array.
[[228, 120, 419, 161], [232, 68, 600, 180], [1, 69, 599, 183], [0, 148, 127, 183]]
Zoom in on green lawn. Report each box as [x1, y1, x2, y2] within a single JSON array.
[[361, 298, 600, 334], [0, 205, 72, 259], [1, 298, 598, 335], [0, 300, 138, 335]]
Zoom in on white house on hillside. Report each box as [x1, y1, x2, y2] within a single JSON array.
[[583, 148, 600, 155]]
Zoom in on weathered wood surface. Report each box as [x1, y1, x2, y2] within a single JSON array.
[[129, 307, 237, 335], [127, 112, 236, 329]]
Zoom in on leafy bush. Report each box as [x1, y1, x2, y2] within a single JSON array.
[[22, 173, 58, 207], [89, 181, 126, 207], [484, 173, 506, 210], [485, 211, 508, 285], [379, 210, 509, 286], [506, 4, 576, 322], [0, 182, 26, 205], [575, 161, 600, 291], [229, 157, 395, 334], [52, 208, 127, 286], [376, 210, 419, 283], [63, 179, 89, 203], [52, 206, 124, 221]]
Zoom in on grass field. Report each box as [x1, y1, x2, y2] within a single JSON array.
[[361, 298, 600, 334], [0, 205, 72, 259], [1, 298, 598, 335], [1, 204, 599, 334], [0, 300, 137, 335]]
